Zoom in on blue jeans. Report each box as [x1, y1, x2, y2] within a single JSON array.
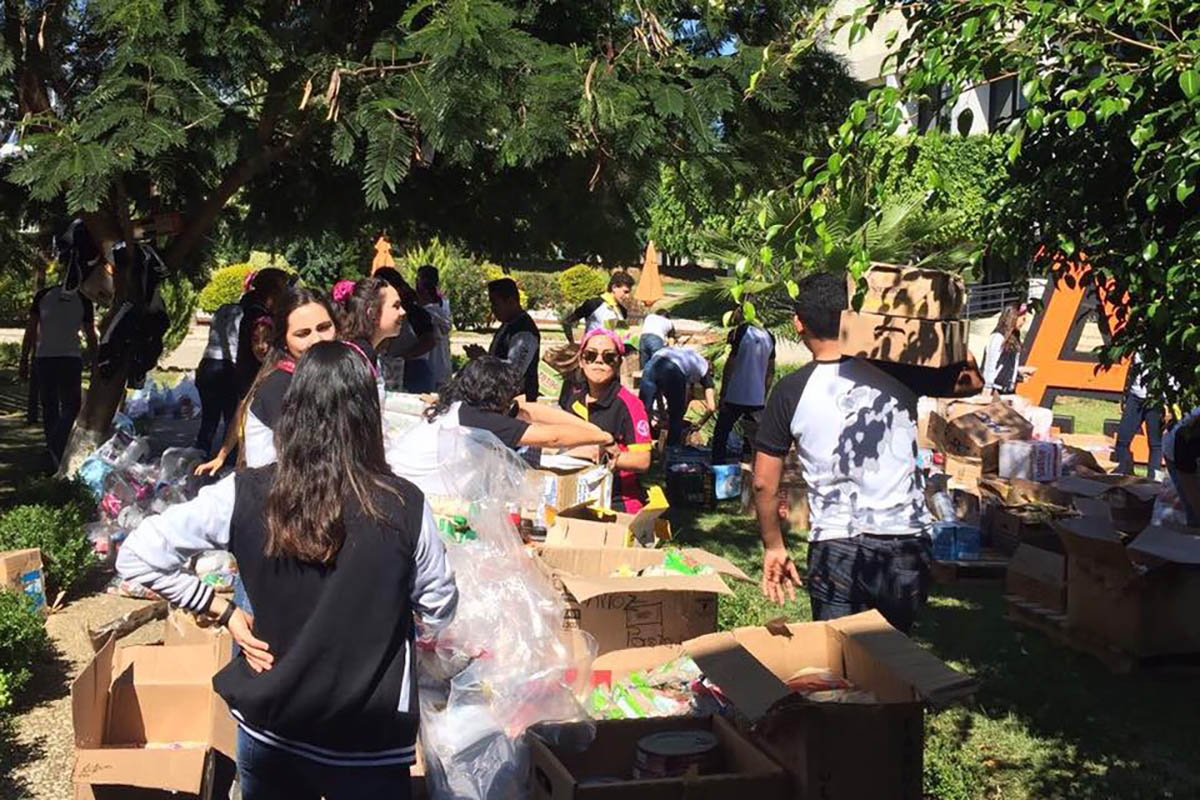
[[1114, 393, 1163, 480], [639, 334, 666, 368], [806, 535, 932, 634], [237, 728, 412, 800], [639, 359, 688, 446]]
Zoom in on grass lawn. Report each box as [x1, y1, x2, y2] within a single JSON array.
[[1051, 396, 1122, 437], [668, 498, 1200, 799]]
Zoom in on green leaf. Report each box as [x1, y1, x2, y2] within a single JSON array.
[[735, 256, 749, 276], [756, 207, 769, 229], [1146, 193, 1159, 212], [811, 200, 827, 221], [786, 280, 799, 300], [1066, 110, 1086, 130], [731, 283, 744, 303], [1114, 74, 1135, 93], [1180, 70, 1200, 99], [1059, 235, 1076, 256], [1025, 107, 1044, 131], [828, 153, 843, 175], [802, 156, 816, 174], [765, 224, 784, 243], [742, 301, 757, 323], [850, 103, 866, 126], [962, 17, 979, 39], [1143, 241, 1159, 261], [1177, 182, 1195, 203], [760, 246, 774, 267]]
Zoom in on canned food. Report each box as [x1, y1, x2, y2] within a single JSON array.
[[632, 730, 720, 779]]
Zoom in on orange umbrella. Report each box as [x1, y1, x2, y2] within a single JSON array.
[[634, 240, 664, 306], [371, 235, 395, 273]]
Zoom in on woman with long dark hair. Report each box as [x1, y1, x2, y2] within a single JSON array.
[[331, 276, 407, 371], [195, 287, 338, 475], [981, 304, 1025, 394], [118, 341, 458, 800], [373, 267, 439, 393]]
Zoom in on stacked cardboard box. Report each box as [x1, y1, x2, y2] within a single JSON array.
[[589, 610, 976, 800], [839, 265, 969, 367]]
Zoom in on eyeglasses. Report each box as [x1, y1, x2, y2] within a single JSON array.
[[581, 349, 620, 367]]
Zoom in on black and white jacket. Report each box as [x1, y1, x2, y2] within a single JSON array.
[[116, 469, 458, 767]]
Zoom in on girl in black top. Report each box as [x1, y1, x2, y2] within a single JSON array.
[[332, 276, 408, 375], [118, 341, 458, 800], [195, 287, 338, 476], [234, 268, 293, 400]]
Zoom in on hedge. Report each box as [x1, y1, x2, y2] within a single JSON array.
[[197, 263, 255, 312], [0, 590, 48, 712], [0, 505, 95, 599], [558, 264, 608, 310]]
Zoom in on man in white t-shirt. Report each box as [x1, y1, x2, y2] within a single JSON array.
[[753, 271, 931, 633], [713, 313, 775, 463], [19, 285, 96, 464], [639, 346, 716, 446]]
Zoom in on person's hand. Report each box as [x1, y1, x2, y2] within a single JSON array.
[[194, 453, 227, 477], [463, 344, 486, 359], [604, 444, 622, 471], [228, 609, 274, 673], [761, 546, 802, 606]]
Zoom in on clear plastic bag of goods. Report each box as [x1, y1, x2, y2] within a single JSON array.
[[172, 376, 202, 418], [124, 382, 154, 419], [193, 551, 238, 593], [158, 447, 207, 499], [85, 521, 120, 564], [389, 420, 595, 800]]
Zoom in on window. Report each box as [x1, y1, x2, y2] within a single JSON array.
[[988, 76, 1027, 130]]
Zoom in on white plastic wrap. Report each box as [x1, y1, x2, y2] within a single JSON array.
[[389, 419, 596, 800]]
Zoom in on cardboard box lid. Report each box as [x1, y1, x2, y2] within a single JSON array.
[[537, 546, 750, 602], [0, 548, 43, 577], [1008, 543, 1066, 585], [1054, 517, 1134, 576], [1127, 526, 1200, 566], [683, 611, 976, 721], [854, 264, 967, 318]]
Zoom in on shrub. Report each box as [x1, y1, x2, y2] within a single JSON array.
[[197, 263, 255, 312], [9, 476, 97, 521], [0, 505, 95, 598], [0, 341, 19, 370], [400, 239, 493, 331], [514, 271, 563, 311], [0, 590, 48, 704], [483, 264, 529, 310], [558, 264, 608, 310]]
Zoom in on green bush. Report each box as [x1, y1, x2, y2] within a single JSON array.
[[159, 277, 199, 358], [514, 271, 563, 311], [0, 590, 48, 706], [9, 476, 97, 521], [197, 263, 255, 312], [558, 264, 608, 310], [400, 239, 493, 331], [0, 505, 95, 598], [0, 341, 19, 370]]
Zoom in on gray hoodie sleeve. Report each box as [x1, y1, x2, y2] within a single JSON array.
[[410, 500, 458, 637], [115, 474, 236, 614]]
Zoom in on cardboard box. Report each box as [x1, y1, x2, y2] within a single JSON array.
[[1054, 475, 1160, 533], [595, 611, 975, 800], [528, 715, 787, 799], [839, 310, 968, 368], [548, 489, 671, 548], [929, 401, 1033, 461], [851, 264, 967, 320], [528, 465, 615, 528], [534, 546, 750, 654], [978, 478, 1074, 554], [1006, 543, 1067, 613], [72, 636, 236, 798], [0, 548, 47, 613], [163, 609, 233, 663], [998, 440, 1063, 482], [1055, 519, 1200, 655], [943, 455, 984, 495]]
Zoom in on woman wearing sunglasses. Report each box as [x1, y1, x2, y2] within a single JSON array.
[[558, 329, 653, 512]]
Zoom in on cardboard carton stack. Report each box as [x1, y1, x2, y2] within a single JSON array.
[[589, 610, 976, 800], [839, 264, 969, 368]]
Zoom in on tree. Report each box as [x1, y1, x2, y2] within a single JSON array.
[[1, 0, 834, 471], [761, 0, 1200, 405]]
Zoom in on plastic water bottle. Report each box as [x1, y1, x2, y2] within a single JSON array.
[[931, 490, 958, 522]]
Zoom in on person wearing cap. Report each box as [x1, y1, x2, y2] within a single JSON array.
[[559, 329, 654, 512]]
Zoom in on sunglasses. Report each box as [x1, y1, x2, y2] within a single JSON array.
[[581, 349, 620, 367]]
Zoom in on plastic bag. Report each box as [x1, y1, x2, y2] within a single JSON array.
[[173, 376, 202, 419], [193, 551, 238, 593]]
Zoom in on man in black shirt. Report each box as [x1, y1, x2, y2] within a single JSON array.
[[465, 278, 542, 401]]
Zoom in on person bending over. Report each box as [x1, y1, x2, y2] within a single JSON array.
[[119, 341, 458, 800], [753, 271, 932, 634], [639, 346, 716, 447], [562, 271, 635, 343]]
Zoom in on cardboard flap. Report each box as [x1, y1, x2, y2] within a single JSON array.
[[1128, 526, 1200, 566], [684, 632, 792, 722], [113, 643, 225, 683], [1009, 544, 1066, 585], [72, 635, 115, 748], [1053, 476, 1112, 498], [1123, 481, 1163, 503], [827, 611, 978, 707], [557, 571, 733, 602], [1054, 518, 1133, 574], [73, 746, 208, 794]]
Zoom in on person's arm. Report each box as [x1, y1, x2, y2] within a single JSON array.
[[516, 397, 598, 429], [981, 333, 1002, 391], [499, 331, 539, 378], [18, 301, 38, 381], [699, 368, 717, 413], [519, 421, 613, 449], [561, 299, 601, 343], [411, 501, 458, 638], [754, 380, 804, 605], [195, 397, 248, 475], [395, 305, 438, 359]]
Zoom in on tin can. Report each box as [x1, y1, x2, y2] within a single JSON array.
[[632, 730, 720, 779]]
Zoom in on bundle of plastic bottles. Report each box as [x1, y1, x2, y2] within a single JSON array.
[[387, 421, 596, 800]]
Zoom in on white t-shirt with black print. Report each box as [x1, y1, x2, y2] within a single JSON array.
[[756, 357, 931, 543]]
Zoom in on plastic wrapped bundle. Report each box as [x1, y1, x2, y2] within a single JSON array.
[[388, 420, 596, 800]]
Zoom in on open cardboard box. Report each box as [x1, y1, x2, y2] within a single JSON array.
[[535, 547, 750, 654], [527, 464, 616, 528], [594, 610, 975, 800], [0, 547, 47, 613], [850, 264, 967, 320], [72, 634, 235, 799], [529, 715, 786, 800], [839, 310, 968, 368], [1054, 474, 1160, 533], [929, 401, 1033, 463], [1006, 543, 1068, 613], [1055, 519, 1200, 656], [548, 488, 671, 548]]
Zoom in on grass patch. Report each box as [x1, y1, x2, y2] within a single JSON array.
[[667, 500, 1200, 799], [1049, 396, 1121, 436]]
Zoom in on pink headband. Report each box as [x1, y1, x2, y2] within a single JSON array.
[[580, 328, 625, 356], [332, 279, 355, 304], [243, 270, 258, 294], [343, 340, 380, 379]]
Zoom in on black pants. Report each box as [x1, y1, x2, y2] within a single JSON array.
[[712, 402, 761, 463], [36, 356, 82, 463], [25, 360, 39, 423], [807, 535, 932, 634], [640, 359, 688, 446], [195, 358, 239, 454], [1114, 393, 1163, 480]]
